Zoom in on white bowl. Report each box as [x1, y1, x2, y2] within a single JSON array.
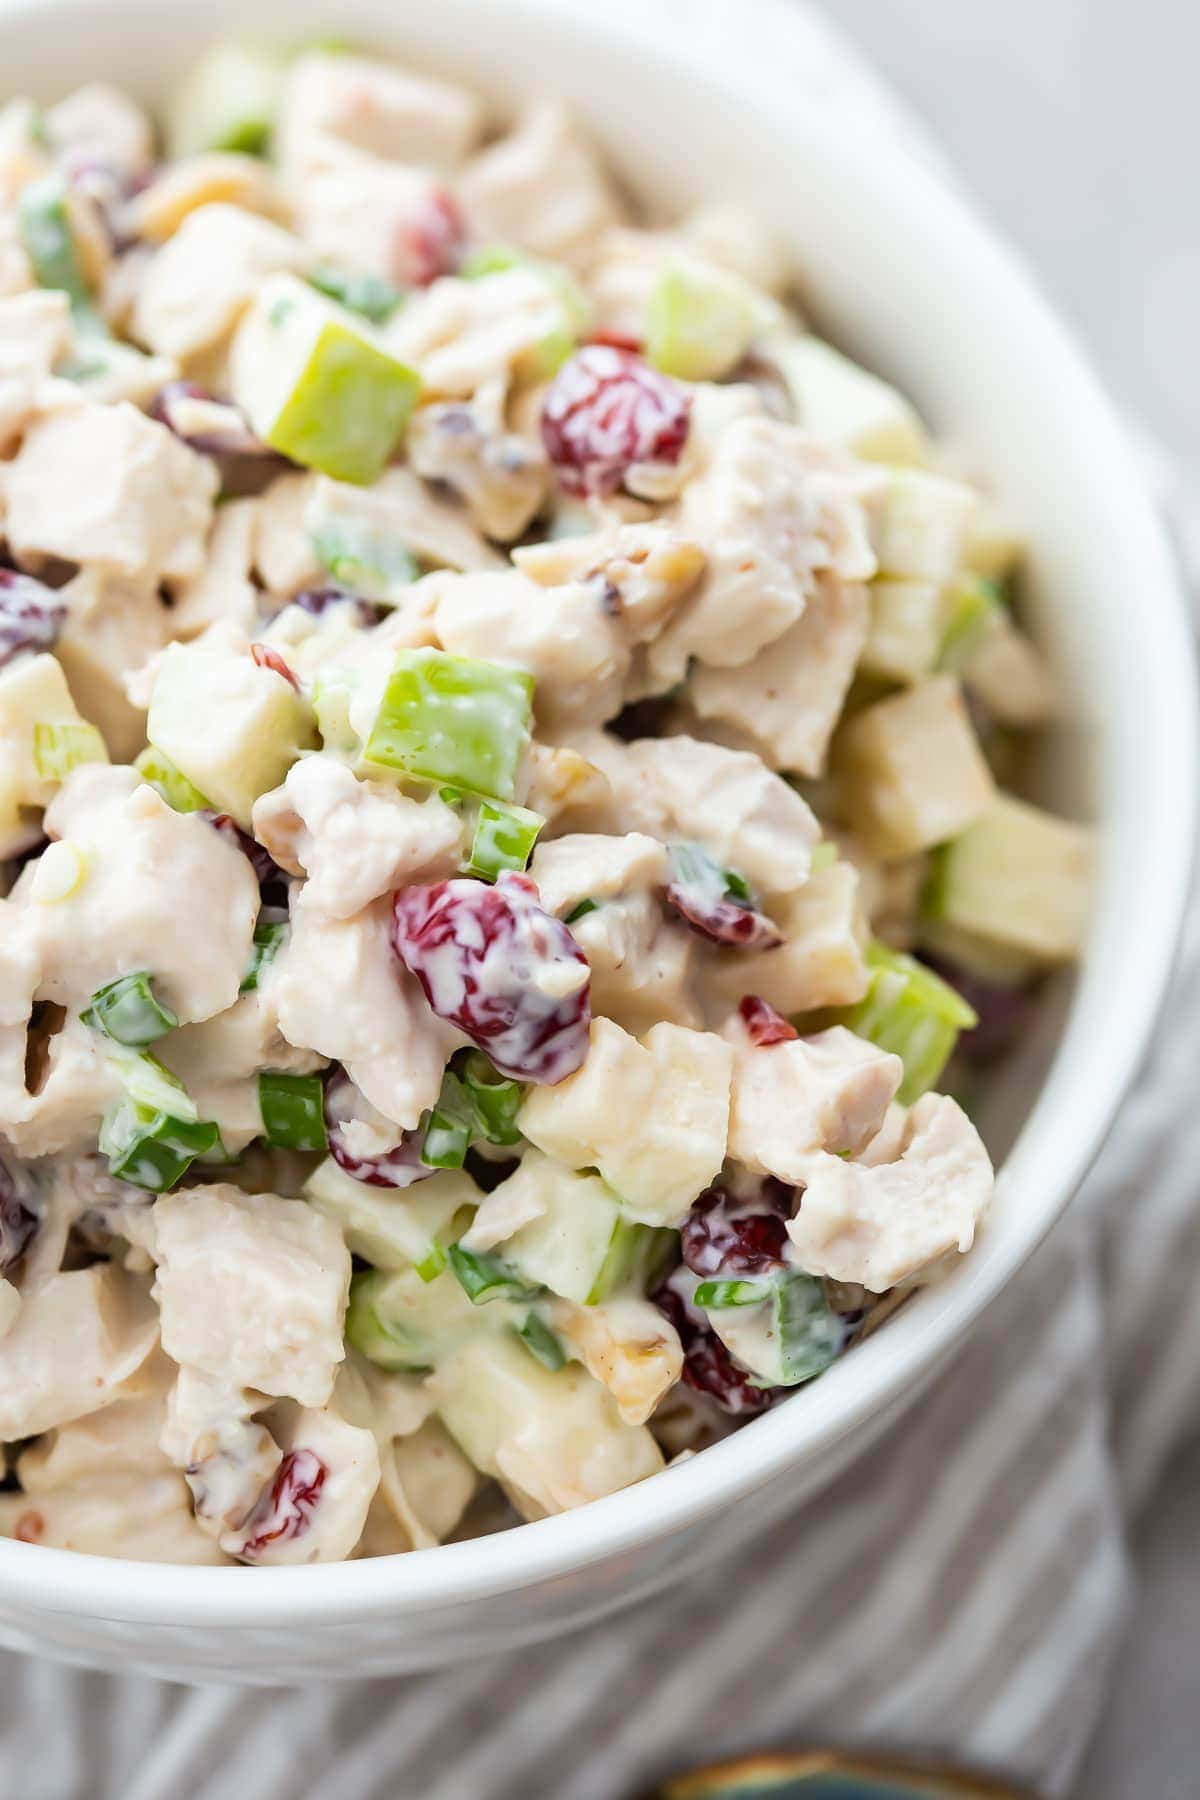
[[0, 0, 1194, 1685]]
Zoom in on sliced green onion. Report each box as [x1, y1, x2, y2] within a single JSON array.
[[18, 172, 93, 317], [564, 898, 598, 925], [414, 1241, 449, 1284], [309, 520, 419, 603], [458, 1051, 523, 1147], [459, 244, 525, 279], [447, 1243, 540, 1306], [99, 1099, 220, 1192], [258, 1070, 328, 1152], [32, 721, 108, 781], [307, 264, 406, 325], [465, 799, 544, 881], [134, 746, 212, 813], [420, 1071, 473, 1170], [840, 940, 978, 1105], [515, 1311, 566, 1371], [240, 919, 289, 993], [693, 1277, 771, 1309], [82, 971, 178, 1048], [764, 1271, 848, 1388], [361, 648, 533, 801], [106, 1042, 198, 1121]]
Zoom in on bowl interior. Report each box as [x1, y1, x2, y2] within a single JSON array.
[[0, 0, 1194, 1618]]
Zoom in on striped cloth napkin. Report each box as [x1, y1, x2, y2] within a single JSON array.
[[3, 6, 1198, 1798]]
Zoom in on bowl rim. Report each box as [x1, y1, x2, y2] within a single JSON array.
[[0, 0, 1195, 1626]]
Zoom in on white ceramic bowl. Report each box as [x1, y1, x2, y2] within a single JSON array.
[[0, 0, 1194, 1685]]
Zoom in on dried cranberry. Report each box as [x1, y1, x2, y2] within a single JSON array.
[[391, 872, 591, 1084], [205, 813, 290, 904], [392, 188, 464, 286], [290, 587, 386, 628], [540, 345, 691, 497], [0, 1159, 39, 1275], [738, 995, 798, 1046], [588, 327, 645, 354], [663, 844, 782, 951], [323, 1067, 433, 1189], [237, 1449, 326, 1559], [0, 570, 65, 670], [654, 1271, 777, 1416], [679, 1183, 791, 1279], [251, 642, 299, 690]]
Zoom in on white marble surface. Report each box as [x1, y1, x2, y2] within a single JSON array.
[[824, 5, 1200, 1794]]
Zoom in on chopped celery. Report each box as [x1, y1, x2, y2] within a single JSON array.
[[459, 1051, 522, 1147], [307, 265, 406, 326], [32, 721, 108, 780], [645, 263, 756, 381], [447, 1243, 540, 1306], [515, 1312, 566, 1371], [840, 940, 977, 1104], [239, 919, 289, 994], [361, 648, 533, 801], [133, 747, 212, 814], [939, 577, 1005, 672], [106, 1043, 198, 1121], [18, 173, 95, 320], [693, 1277, 770, 1308], [99, 1099, 220, 1192], [258, 1070, 328, 1153], [465, 799, 544, 881], [82, 971, 178, 1048]]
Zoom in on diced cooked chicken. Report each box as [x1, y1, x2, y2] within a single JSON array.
[[273, 891, 460, 1130], [374, 1416, 478, 1551], [549, 1295, 683, 1426], [959, 616, 1058, 728], [45, 81, 154, 175], [295, 161, 459, 289], [530, 830, 668, 916], [0, 288, 72, 451], [0, 1264, 157, 1440], [386, 266, 577, 398], [688, 572, 870, 776], [700, 861, 871, 1019], [5, 402, 217, 586], [219, 1397, 380, 1565], [516, 739, 612, 826], [126, 153, 287, 243], [457, 101, 623, 267], [833, 675, 996, 860], [160, 1366, 282, 1536], [430, 567, 629, 729], [785, 1092, 993, 1289], [133, 203, 309, 362], [252, 758, 463, 918], [644, 421, 880, 686], [306, 467, 506, 580], [14, 765, 260, 1021], [153, 1183, 350, 1407], [519, 1016, 731, 1227], [408, 387, 550, 543], [514, 521, 706, 644], [0, 1012, 123, 1160], [169, 497, 261, 639], [568, 731, 820, 895], [277, 51, 482, 184], [723, 1020, 902, 1176], [0, 651, 106, 861], [56, 567, 171, 760]]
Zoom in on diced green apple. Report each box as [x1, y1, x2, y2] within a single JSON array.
[[874, 469, 979, 585], [923, 793, 1093, 964], [82, 970, 178, 1048], [838, 939, 977, 1104], [304, 1159, 473, 1274], [771, 335, 929, 465], [360, 648, 533, 801], [165, 39, 289, 159], [147, 633, 318, 829], [345, 1262, 490, 1373], [492, 1160, 675, 1306], [646, 262, 757, 382], [230, 273, 421, 485], [860, 578, 945, 685], [938, 576, 1005, 672]]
